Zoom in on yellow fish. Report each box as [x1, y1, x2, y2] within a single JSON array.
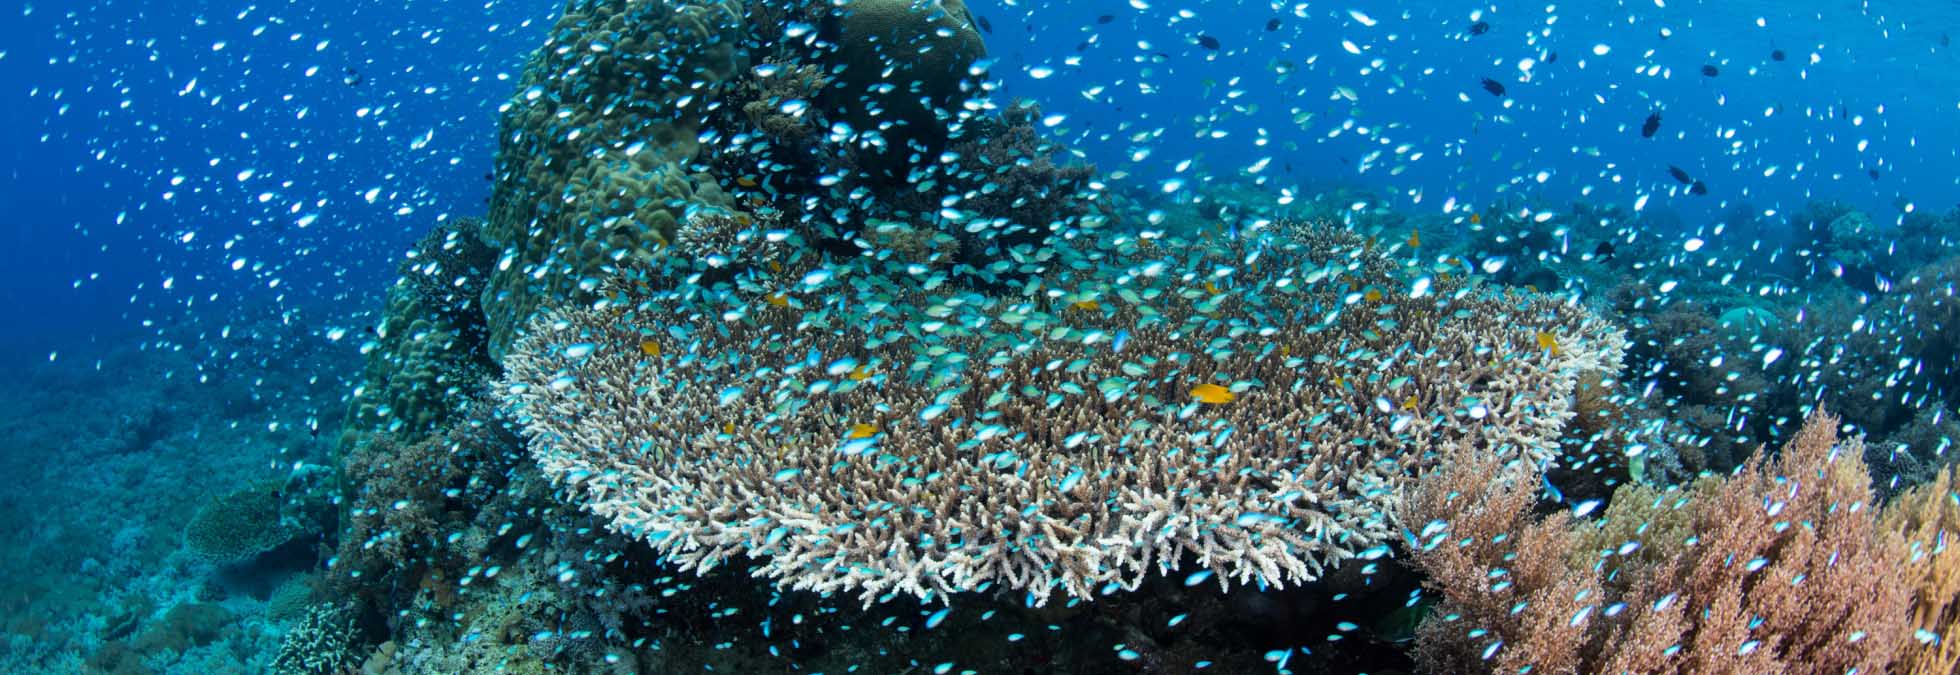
[[768, 260, 783, 273], [1406, 229, 1421, 248], [1204, 280, 1222, 295], [723, 422, 736, 434], [1401, 395, 1420, 410], [1536, 331, 1560, 356], [847, 423, 877, 439], [639, 340, 662, 357], [847, 365, 873, 381], [1071, 299, 1102, 312], [765, 293, 790, 307], [1364, 288, 1384, 303], [1280, 345, 1291, 357], [736, 176, 759, 188], [1469, 213, 1482, 225], [1191, 383, 1236, 404]]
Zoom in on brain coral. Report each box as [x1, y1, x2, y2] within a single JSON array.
[[501, 223, 1626, 607]]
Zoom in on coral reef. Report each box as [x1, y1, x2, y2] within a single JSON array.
[[817, 0, 987, 181], [182, 482, 297, 566], [1882, 463, 1960, 674], [502, 222, 1626, 607], [271, 603, 356, 675], [481, 0, 751, 356], [1406, 411, 1915, 674], [342, 217, 499, 444]]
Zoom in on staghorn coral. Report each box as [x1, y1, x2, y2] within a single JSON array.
[[1883, 463, 1960, 675], [500, 224, 1625, 608], [272, 603, 358, 675], [1406, 411, 1914, 674]]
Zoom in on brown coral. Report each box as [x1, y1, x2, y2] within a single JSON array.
[[1407, 411, 1914, 674], [1883, 463, 1960, 675]]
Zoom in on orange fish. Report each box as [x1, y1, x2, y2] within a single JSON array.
[[737, 176, 759, 188], [1536, 331, 1560, 356], [1191, 383, 1236, 404]]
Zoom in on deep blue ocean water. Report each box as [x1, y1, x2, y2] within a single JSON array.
[[3, 0, 1958, 672]]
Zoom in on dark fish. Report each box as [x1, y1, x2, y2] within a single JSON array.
[[1197, 34, 1220, 50], [1667, 165, 1692, 184], [1689, 180, 1708, 195], [1942, 32, 1952, 48], [1468, 21, 1491, 36], [1641, 112, 1661, 138], [342, 67, 361, 86], [1700, 64, 1719, 77], [1771, 49, 1786, 61], [1544, 51, 1559, 64], [1076, 40, 1091, 52], [1097, 14, 1114, 24], [1479, 77, 1506, 97], [1593, 241, 1616, 260], [1869, 169, 1882, 180], [975, 15, 992, 33], [1266, 18, 1281, 32]]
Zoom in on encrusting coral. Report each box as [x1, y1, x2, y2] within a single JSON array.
[[501, 222, 1626, 608]]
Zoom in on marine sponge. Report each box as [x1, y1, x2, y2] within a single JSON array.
[[183, 481, 294, 566], [501, 224, 1626, 607]]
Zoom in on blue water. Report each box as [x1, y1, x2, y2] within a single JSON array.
[[3, 0, 1956, 672]]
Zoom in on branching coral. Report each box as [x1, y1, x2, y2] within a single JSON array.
[[1406, 411, 1914, 674], [272, 603, 357, 675], [1883, 463, 1960, 675], [501, 224, 1625, 608]]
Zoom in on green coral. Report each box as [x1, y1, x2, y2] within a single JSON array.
[[183, 482, 293, 565]]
